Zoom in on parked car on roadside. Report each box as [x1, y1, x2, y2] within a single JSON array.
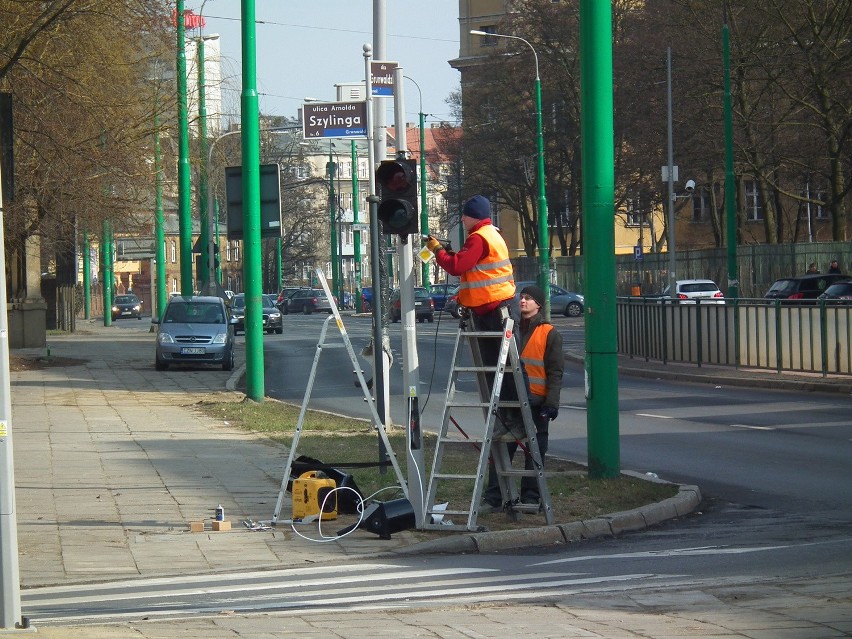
[[765, 273, 847, 302], [153, 295, 235, 371], [287, 288, 335, 314], [514, 281, 586, 317], [230, 294, 284, 334], [276, 287, 302, 314], [390, 287, 435, 323], [661, 279, 725, 304], [111, 294, 143, 320], [429, 283, 459, 311], [817, 279, 852, 304]]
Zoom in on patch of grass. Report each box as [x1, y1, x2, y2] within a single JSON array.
[[196, 398, 678, 530]]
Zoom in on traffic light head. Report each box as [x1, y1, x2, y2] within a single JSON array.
[[376, 159, 418, 236]]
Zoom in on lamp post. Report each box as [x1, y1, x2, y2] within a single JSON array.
[[471, 29, 550, 318]]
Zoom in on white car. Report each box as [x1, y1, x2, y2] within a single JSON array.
[[662, 279, 725, 304]]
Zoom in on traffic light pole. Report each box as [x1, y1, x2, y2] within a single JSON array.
[[393, 65, 424, 527], [364, 43, 391, 441]]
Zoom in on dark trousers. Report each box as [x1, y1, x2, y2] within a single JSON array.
[[484, 408, 550, 505], [469, 303, 524, 415]]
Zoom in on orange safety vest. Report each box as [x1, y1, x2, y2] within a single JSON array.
[[457, 224, 515, 308], [521, 323, 554, 398]]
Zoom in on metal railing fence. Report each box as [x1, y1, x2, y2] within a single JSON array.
[[512, 240, 852, 298], [616, 297, 852, 376]]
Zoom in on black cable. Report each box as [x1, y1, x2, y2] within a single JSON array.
[[420, 268, 452, 414]]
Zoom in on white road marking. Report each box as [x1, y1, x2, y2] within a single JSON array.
[[731, 424, 775, 431], [636, 413, 674, 419]]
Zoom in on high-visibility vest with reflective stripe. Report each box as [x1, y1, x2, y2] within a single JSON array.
[[521, 323, 554, 398], [457, 224, 515, 308]]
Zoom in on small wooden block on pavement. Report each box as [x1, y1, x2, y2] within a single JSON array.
[[189, 521, 205, 533], [212, 520, 231, 531]]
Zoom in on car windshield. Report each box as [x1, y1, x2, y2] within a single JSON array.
[[164, 302, 224, 324], [262, 295, 276, 307], [681, 283, 719, 293], [414, 289, 431, 300], [114, 295, 137, 304], [824, 282, 852, 296], [768, 280, 797, 295], [232, 296, 246, 309]]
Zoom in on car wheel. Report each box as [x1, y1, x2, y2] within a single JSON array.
[[304, 305, 312, 315], [393, 313, 399, 323], [427, 315, 434, 323], [155, 357, 168, 371], [222, 350, 234, 371], [565, 301, 583, 317], [276, 327, 283, 335]]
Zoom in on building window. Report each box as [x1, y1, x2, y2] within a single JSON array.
[[800, 184, 827, 220], [475, 25, 498, 47], [626, 197, 644, 227], [692, 190, 711, 223], [171, 277, 177, 293], [226, 243, 232, 262], [744, 180, 763, 221], [232, 241, 240, 262], [170, 241, 176, 263]]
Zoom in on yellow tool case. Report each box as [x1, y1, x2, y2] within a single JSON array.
[[292, 471, 337, 520]]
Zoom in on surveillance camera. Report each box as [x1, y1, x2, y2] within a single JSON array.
[[685, 179, 696, 193]]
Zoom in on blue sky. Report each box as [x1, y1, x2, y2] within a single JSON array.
[[195, 1, 461, 126]]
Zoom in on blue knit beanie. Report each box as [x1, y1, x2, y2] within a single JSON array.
[[462, 195, 491, 220]]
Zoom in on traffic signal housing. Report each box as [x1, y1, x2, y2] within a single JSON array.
[[376, 158, 418, 237]]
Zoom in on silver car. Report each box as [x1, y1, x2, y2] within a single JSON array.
[[153, 296, 236, 371]]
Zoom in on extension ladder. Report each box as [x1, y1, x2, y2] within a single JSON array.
[[422, 310, 554, 531]]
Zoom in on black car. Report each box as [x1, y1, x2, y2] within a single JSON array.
[[390, 287, 435, 323], [230, 294, 284, 334], [286, 288, 334, 314], [765, 274, 847, 302], [818, 280, 852, 304], [111, 294, 142, 320], [276, 287, 302, 314]]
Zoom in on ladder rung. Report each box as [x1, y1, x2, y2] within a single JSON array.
[[454, 366, 499, 372], [447, 400, 524, 408], [497, 469, 542, 477], [438, 436, 485, 444], [432, 472, 478, 480], [426, 509, 470, 516], [461, 331, 506, 338]]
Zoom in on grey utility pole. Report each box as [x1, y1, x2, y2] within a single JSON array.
[[393, 65, 424, 526], [665, 46, 677, 295], [0, 149, 23, 630], [364, 43, 392, 440]]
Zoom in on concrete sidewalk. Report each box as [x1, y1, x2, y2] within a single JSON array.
[[7, 320, 850, 637]]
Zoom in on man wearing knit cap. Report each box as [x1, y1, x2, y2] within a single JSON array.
[[424, 195, 522, 430], [484, 283, 563, 508]]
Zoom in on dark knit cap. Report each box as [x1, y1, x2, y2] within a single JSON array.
[[462, 195, 491, 220], [520, 284, 545, 308]]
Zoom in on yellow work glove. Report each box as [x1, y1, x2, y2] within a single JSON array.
[[425, 236, 443, 254]]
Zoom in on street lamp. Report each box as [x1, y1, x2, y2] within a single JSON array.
[[471, 29, 550, 318], [404, 75, 430, 291]]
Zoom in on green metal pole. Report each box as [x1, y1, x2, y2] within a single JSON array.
[[352, 140, 362, 312], [580, 0, 620, 478], [83, 229, 91, 319], [418, 110, 429, 291], [102, 220, 113, 326], [533, 75, 551, 319], [328, 148, 339, 301], [154, 116, 166, 321], [241, 0, 264, 402], [175, 0, 193, 296], [197, 36, 210, 290], [723, 16, 738, 300]]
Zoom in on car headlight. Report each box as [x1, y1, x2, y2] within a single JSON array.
[[158, 332, 175, 344], [212, 333, 227, 344], [111, 306, 119, 312], [133, 305, 141, 311], [269, 312, 281, 319]]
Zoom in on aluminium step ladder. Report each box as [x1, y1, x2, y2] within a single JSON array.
[[422, 310, 554, 531], [268, 269, 407, 525]]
